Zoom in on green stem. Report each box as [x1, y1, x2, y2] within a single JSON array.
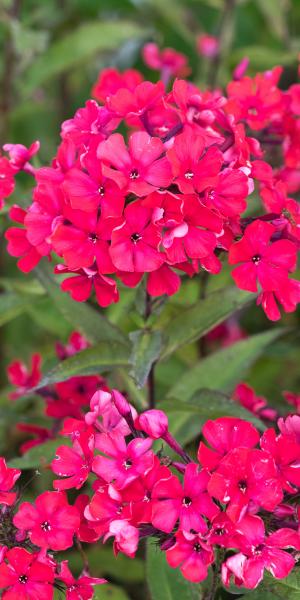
[[207, 0, 236, 88]]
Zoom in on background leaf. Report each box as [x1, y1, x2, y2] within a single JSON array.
[[129, 329, 162, 388], [147, 541, 201, 600]]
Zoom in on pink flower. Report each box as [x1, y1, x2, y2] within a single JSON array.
[[197, 34, 219, 58], [167, 128, 222, 194], [105, 520, 139, 558], [59, 266, 119, 308], [92, 432, 153, 489], [52, 431, 95, 490], [0, 547, 54, 600], [283, 390, 300, 413], [110, 203, 164, 272], [208, 448, 283, 521], [166, 531, 214, 582], [278, 415, 300, 442], [204, 169, 250, 218], [13, 491, 80, 550], [3, 141, 40, 170], [92, 67, 143, 103], [17, 423, 52, 455], [260, 428, 300, 492], [5, 205, 42, 273], [257, 277, 300, 320], [136, 409, 169, 439], [63, 152, 124, 216], [55, 331, 89, 360], [152, 463, 219, 533], [0, 157, 16, 208], [197, 417, 260, 471], [86, 484, 130, 538], [222, 515, 299, 589], [7, 353, 41, 400], [98, 131, 172, 195], [58, 560, 106, 600], [142, 43, 190, 80], [234, 382, 277, 420], [85, 389, 136, 436], [0, 458, 21, 506], [229, 220, 297, 293]]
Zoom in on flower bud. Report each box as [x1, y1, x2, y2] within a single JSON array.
[[112, 389, 132, 418], [233, 57, 249, 81], [136, 409, 169, 439]]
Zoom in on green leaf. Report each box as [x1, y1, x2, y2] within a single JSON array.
[[23, 21, 146, 93], [0, 292, 36, 327], [146, 0, 193, 46], [255, 0, 287, 41], [129, 329, 162, 388], [35, 263, 127, 345], [167, 329, 284, 402], [94, 584, 131, 600], [9, 438, 68, 469], [231, 46, 297, 70], [239, 569, 300, 599], [147, 541, 200, 600], [67, 545, 144, 583], [160, 287, 251, 359], [31, 341, 130, 389]]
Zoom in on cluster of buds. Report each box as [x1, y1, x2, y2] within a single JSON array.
[[1, 45, 300, 320]]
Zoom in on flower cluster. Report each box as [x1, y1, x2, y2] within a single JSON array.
[[2, 49, 300, 320], [2, 390, 300, 596]]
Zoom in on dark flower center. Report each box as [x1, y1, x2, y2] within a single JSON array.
[[193, 542, 201, 553], [98, 186, 105, 196], [215, 527, 225, 536], [252, 254, 261, 265], [131, 233, 142, 243], [123, 459, 133, 470], [182, 496, 192, 507], [41, 520, 51, 531], [238, 480, 247, 493], [88, 233, 98, 243], [130, 169, 139, 180], [184, 171, 194, 179], [19, 575, 28, 584], [254, 544, 264, 554]]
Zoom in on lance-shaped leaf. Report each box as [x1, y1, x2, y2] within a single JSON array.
[[30, 341, 130, 389], [9, 438, 70, 469], [147, 541, 201, 600], [0, 292, 36, 327], [129, 329, 162, 388], [160, 287, 251, 360], [23, 21, 146, 93], [239, 569, 300, 600], [36, 263, 127, 345], [167, 329, 284, 402]]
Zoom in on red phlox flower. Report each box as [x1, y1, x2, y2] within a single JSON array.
[[47, 374, 101, 419], [104, 519, 139, 558], [98, 131, 172, 195], [260, 180, 300, 241], [278, 415, 300, 443], [0, 156, 16, 208], [0, 547, 54, 600], [167, 128, 223, 194], [74, 494, 103, 543], [24, 184, 65, 257], [234, 382, 277, 420], [85, 390, 136, 436], [57, 264, 119, 308], [58, 560, 106, 600], [17, 423, 52, 455], [61, 100, 116, 147], [55, 331, 89, 360], [222, 514, 299, 589], [121, 455, 171, 525], [257, 277, 300, 320], [13, 491, 80, 550], [152, 462, 219, 534], [0, 458, 20, 506], [92, 67, 143, 103], [260, 428, 300, 492], [142, 43, 190, 79], [3, 141, 40, 171], [105, 81, 164, 124], [5, 205, 43, 273], [51, 208, 119, 272], [197, 417, 260, 471], [206, 513, 237, 548], [208, 447, 283, 522], [166, 530, 214, 583], [92, 432, 153, 489], [52, 431, 95, 490], [7, 353, 41, 400], [147, 264, 181, 296], [110, 202, 164, 272], [226, 67, 285, 130], [162, 194, 221, 266], [204, 168, 249, 218], [63, 151, 125, 216], [85, 483, 131, 538], [229, 220, 297, 293]]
